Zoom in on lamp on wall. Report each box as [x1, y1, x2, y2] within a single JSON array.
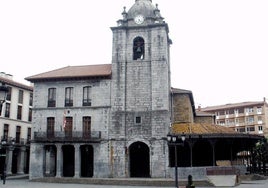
[[167, 133, 186, 188], [0, 83, 8, 116]]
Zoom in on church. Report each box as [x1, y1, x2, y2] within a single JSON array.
[[26, 0, 172, 179]]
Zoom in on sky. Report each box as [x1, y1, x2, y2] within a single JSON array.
[[1, 0, 268, 107]]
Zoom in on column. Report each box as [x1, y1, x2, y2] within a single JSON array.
[[17, 146, 26, 174], [56, 144, 62, 178], [45, 147, 50, 175], [74, 144, 80, 178]]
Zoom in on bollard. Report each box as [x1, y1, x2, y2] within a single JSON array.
[[186, 175, 195, 188]]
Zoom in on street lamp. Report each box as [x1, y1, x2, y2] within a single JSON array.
[[0, 83, 8, 116], [167, 133, 186, 188]]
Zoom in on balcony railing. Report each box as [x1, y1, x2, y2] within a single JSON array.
[[33, 131, 101, 142]]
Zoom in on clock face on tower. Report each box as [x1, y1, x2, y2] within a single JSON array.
[[134, 15, 145, 24]]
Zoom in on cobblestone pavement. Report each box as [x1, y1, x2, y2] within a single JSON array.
[[2, 179, 268, 188]]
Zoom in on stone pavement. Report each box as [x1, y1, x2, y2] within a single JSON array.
[[2, 176, 268, 188]]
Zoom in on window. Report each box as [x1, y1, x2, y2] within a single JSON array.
[[48, 88, 56, 107], [27, 128, 31, 143], [247, 127, 255, 132], [83, 86, 92, 106], [246, 116, 254, 124], [65, 117, 73, 137], [234, 109, 239, 115], [28, 108, 32, 122], [237, 127, 245, 133], [135, 116, 142, 124], [83, 116, 91, 138], [17, 105, 22, 120], [245, 107, 253, 113], [65, 87, 73, 107], [6, 87, 11, 101], [29, 93, 33, 106], [257, 107, 262, 114], [4, 103, 10, 118], [258, 116, 263, 124], [18, 90, 23, 104], [133, 37, 145, 60], [3, 124, 9, 139], [16, 126, 21, 143], [47, 117, 55, 138]]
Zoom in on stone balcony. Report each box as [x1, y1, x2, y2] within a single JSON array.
[[33, 131, 101, 143]]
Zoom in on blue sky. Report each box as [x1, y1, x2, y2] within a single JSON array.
[[1, 0, 267, 107]]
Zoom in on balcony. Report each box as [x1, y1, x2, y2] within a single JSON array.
[[33, 131, 101, 143]]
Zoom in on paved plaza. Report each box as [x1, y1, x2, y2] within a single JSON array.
[[1, 178, 268, 188]]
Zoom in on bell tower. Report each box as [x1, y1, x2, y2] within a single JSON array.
[[110, 0, 172, 178]]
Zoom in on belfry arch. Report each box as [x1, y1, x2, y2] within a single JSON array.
[[129, 141, 150, 177], [133, 37, 145, 60]]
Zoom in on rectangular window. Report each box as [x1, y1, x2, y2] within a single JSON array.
[[28, 108, 32, 122], [48, 88, 56, 107], [257, 107, 262, 114], [65, 87, 73, 107], [3, 124, 9, 139], [27, 127, 31, 143], [247, 126, 255, 132], [246, 116, 254, 124], [65, 117, 73, 137], [17, 105, 22, 120], [83, 86, 92, 106], [135, 116, 142, 124], [18, 90, 23, 104], [6, 87, 11, 101], [4, 103, 10, 118], [47, 117, 55, 138], [16, 126, 21, 143], [234, 109, 239, 115], [29, 93, 33, 106], [83, 116, 91, 138]]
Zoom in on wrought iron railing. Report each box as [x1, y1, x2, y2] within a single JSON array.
[[33, 131, 101, 142]]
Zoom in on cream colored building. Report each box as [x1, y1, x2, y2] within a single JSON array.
[[200, 98, 268, 137], [0, 72, 33, 175]]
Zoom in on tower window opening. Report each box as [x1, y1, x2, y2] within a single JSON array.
[[133, 37, 145, 60]]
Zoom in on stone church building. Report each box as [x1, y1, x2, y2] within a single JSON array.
[[26, 0, 173, 179]]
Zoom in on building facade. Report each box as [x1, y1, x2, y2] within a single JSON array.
[[26, 0, 172, 179], [0, 72, 33, 175], [199, 99, 268, 137]]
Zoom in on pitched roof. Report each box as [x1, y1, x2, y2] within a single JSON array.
[[171, 123, 238, 135], [0, 76, 33, 91], [25, 64, 112, 82], [201, 101, 267, 111]]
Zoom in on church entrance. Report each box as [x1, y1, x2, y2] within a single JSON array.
[[129, 142, 150, 177]]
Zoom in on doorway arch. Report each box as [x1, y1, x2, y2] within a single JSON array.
[[129, 141, 150, 177]]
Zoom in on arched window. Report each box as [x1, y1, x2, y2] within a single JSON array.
[[133, 37, 145, 60]]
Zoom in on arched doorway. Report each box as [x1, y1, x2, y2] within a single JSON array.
[[129, 142, 150, 177], [80, 145, 94, 177]]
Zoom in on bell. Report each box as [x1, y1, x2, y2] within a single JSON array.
[[136, 47, 142, 52]]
